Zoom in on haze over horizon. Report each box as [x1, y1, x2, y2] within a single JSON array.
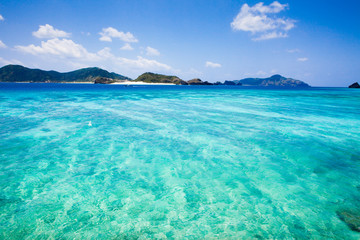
[[0, 0, 359, 86]]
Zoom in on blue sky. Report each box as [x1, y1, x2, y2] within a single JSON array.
[[0, 0, 359, 86]]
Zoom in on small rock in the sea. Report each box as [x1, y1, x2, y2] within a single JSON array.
[[337, 210, 360, 232], [349, 82, 360, 88]]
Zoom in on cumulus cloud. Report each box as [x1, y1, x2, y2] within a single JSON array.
[[93, 48, 171, 72], [15, 38, 172, 73], [297, 57, 308, 62], [97, 47, 114, 59], [0, 14, 4, 21], [115, 56, 171, 71], [231, 1, 295, 41], [205, 61, 222, 68], [0, 40, 6, 48], [120, 43, 134, 51], [15, 38, 99, 60], [146, 46, 160, 56], [99, 27, 138, 42], [33, 24, 71, 39]]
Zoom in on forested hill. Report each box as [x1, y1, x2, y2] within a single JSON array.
[[235, 75, 310, 87], [0, 65, 131, 83]]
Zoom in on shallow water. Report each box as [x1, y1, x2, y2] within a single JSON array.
[[0, 83, 360, 239]]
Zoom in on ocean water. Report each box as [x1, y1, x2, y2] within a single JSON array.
[[0, 83, 360, 239]]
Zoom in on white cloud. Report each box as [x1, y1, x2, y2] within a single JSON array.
[[146, 46, 160, 56], [0, 14, 4, 21], [256, 70, 267, 76], [252, 31, 288, 41], [97, 47, 114, 59], [252, 1, 288, 14], [287, 48, 300, 53], [297, 57, 308, 62], [15, 38, 99, 60], [91, 47, 171, 72], [15, 38, 172, 73], [0, 40, 6, 48], [33, 24, 71, 39], [231, 1, 295, 40], [0, 57, 23, 66], [99, 27, 138, 42], [205, 61, 221, 68], [120, 43, 134, 51], [115, 56, 171, 71]]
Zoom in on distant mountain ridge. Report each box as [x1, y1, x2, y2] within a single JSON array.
[[0, 65, 310, 87], [135, 73, 309, 87], [233, 74, 310, 87], [0, 65, 131, 83]]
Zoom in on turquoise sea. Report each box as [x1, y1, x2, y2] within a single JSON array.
[[0, 83, 359, 239]]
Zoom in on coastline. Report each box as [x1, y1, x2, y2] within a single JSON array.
[[11, 82, 94, 84], [7, 81, 175, 85], [110, 81, 175, 85], [59, 82, 93, 84]]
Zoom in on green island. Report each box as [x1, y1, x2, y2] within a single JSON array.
[[0, 65, 130, 83], [0, 64, 311, 87]]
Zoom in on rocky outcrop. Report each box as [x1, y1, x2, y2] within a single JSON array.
[[187, 78, 213, 85], [94, 77, 119, 84], [172, 79, 189, 85], [349, 82, 360, 88]]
